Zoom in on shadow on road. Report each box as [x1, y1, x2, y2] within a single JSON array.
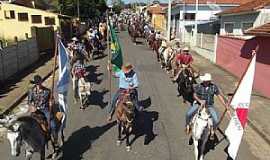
[[139, 97, 151, 109], [61, 121, 117, 160], [85, 65, 103, 85], [87, 90, 109, 109], [131, 110, 159, 146]]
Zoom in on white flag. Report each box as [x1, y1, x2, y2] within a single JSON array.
[[225, 54, 256, 159]]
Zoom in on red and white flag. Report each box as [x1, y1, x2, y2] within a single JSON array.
[[225, 53, 256, 160]]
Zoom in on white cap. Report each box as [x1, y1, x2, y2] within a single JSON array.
[[200, 73, 212, 81], [183, 47, 189, 51], [71, 37, 78, 41]]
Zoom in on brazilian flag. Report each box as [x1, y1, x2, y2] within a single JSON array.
[[109, 22, 123, 72]]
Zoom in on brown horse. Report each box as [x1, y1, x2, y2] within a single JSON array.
[[152, 39, 162, 62], [115, 90, 135, 152]]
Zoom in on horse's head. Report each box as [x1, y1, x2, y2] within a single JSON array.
[[192, 107, 211, 141], [123, 101, 135, 125], [0, 116, 22, 157], [7, 122, 22, 156]]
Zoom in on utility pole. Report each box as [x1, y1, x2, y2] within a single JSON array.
[[167, 0, 172, 41], [77, 0, 80, 20], [194, 0, 198, 46]]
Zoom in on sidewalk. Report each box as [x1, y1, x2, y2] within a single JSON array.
[[191, 51, 270, 144], [0, 55, 55, 113]]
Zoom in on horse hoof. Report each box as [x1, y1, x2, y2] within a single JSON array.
[[126, 146, 131, 152], [116, 140, 121, 146]]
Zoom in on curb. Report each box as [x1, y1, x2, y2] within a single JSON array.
[[0, 66, 57, 116]]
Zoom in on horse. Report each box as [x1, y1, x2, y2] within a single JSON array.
[[175, 68, 196, 104], [115, 90, 136, 152], [191, 105, 213, 160], [152, 38, 162, 62], [128, 23, 140, 44], [78, 75, 92, 110], [0, 109, 65, 160], [160, 46, 174, 72]]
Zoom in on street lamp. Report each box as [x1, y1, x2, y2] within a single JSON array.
[[77, 0, 80, 20], [194, 0, 198, 45], [167, 0, 172, 41]]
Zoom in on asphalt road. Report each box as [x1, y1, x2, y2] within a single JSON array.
[[0, 31, 259, 160]]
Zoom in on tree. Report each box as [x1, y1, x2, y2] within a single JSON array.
[[112, 0, 124, 14], [60, 0, 108, 18]]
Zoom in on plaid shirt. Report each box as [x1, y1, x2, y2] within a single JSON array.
[[194, 83, 220, 106], [28, 86, 50, 110]]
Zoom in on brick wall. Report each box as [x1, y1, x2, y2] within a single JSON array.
[[216, 36, 270, 98]]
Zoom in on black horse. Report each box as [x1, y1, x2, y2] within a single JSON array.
[[175, 68, 197, 104]]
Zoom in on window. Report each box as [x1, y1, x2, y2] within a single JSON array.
[[18, 13, 28, 21], [184, 13, 196, 20], [224, 23, 234, 34], [4, 10, 15, 19], [32, 15, 42, 24], [45, 17, 55, 25], [242, 22, 253, 32]]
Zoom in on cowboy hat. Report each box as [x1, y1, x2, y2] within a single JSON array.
[[122, 63, 133, 72], [30, 75, 42, 84], [71, 37, 78, 41], [183, 47, 189, 51], [200, 73, 212, 82]]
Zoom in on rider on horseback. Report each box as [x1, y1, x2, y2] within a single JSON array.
[[27, 75, 56, 135], [185, 73, 228, 138], [173, 47, 194, 81], [107, 63, 143, 122], [72, 58, 86, 102]]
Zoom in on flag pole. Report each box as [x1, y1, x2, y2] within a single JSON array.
[[218, 46, 258, 126], [107, 11, 112, 108], [48, 31, 59, 130]]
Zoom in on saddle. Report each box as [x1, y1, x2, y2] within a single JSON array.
[[31, 111, 49, 137]]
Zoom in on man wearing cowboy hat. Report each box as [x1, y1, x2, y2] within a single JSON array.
[[107, 63, 142, 122], [27, 75, 55, 131], [185, 73, 228, 137]]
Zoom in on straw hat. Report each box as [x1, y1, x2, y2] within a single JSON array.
[[122, 63, 133, 72]]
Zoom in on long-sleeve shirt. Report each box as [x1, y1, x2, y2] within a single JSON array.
[[115, 70, 139, 89]]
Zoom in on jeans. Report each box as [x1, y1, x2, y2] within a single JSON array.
[[185, 103, 219, 129], [39, 108, 56, 131], [107, 88, 140, 117]]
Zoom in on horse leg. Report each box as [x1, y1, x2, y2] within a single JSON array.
[[116, 122, 122, 146], [199, 131, 208, 160], [126, 127, 131, 152], [40, 147, 46, 160], [61, 129, 65, 146], [193, 138, 199, 160]]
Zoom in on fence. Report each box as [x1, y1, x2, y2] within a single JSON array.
[[196, 33, 216, 51], [179, 31, 218, 62], [0, 37, 39, 82]]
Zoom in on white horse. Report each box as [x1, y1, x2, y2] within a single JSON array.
[[160, 47, 174, 72], [78, 76, 92, 109], [191, 105, 213, 160]]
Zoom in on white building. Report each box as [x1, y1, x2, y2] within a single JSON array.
[[165, 0, 251, 44]]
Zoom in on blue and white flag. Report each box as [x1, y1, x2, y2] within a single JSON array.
[[57, 39, 70, 128], [57, 40, 70, 94]]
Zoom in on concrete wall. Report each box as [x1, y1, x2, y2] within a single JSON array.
[[0, 38, 39, 82], [216, 36, 270, 98], [0, 3, 60, 41]]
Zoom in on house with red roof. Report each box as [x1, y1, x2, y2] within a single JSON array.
[[214, 1, 270, 97], [217, 0, 270, 37]]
